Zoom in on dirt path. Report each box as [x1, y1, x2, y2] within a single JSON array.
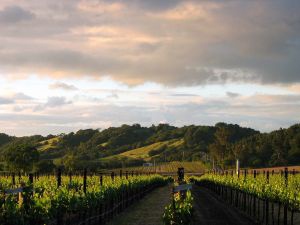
[[192, 186, 255, 225], [107, 185, 172, 225]]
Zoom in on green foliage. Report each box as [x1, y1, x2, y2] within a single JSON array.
[[33, 160, 56, 173], [230, 124, 300, 167], [0, 133, 14, 147], [3, 143, 39, 172], [0, 175, 169, 225], [148, 144, 167, 156], [192, 173, 300, 211], [1, 123, 300, 171], [184, 126, 215, 150], [163, 191, 193, 225]]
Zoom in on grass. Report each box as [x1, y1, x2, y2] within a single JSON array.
[[120, 139, 183, 161], [37, 137, 60, 151], [106, 185, 171, 225]]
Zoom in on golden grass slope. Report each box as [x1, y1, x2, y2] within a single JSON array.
[[119, 139, 184, 161], [38, 137, 60, 151]]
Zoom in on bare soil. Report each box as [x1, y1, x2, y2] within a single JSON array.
[[192, 186, 256, 225]]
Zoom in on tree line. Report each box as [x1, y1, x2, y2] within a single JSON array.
[[0, 123, 299, 173]]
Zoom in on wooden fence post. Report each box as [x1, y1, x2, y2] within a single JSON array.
[[18, 171, 21, 183], [100, 174, 103, 186], [29, 173, 34, 185], [111, 172, 115, 182], [57, 168, 62, 188], [69, 171, 72, 184], [12, 172, 16, 186]]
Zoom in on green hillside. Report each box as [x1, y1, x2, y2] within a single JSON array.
[[38, 137, 61, 151], [119, 139, 184, 161], [1, 122, 299, 173]]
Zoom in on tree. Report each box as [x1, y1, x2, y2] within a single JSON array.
[[270, 128, 288, 166], [34, 159, 56, 173], [62, 153, 78, 172], [288, 133, 300, 164], [4, 143, 39, 172], [209, 126, 231, 169]]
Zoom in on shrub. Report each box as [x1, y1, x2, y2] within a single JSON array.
[[163, 190, 193, 225]]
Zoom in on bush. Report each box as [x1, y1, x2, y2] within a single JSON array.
[[163, 190, 193, 225]]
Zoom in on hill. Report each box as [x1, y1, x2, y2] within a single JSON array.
[[110, 139, 184, 161], [1, 122, 299, 173], [38, 137, 61, 151]]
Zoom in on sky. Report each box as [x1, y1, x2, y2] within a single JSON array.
[[0, 0, 300, 136]]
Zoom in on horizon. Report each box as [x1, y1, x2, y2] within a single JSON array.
[[2, 121, 299, 138], [0, 0, 300, 136]]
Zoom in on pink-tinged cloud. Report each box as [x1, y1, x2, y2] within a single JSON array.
[[0, 0, 299, 86]]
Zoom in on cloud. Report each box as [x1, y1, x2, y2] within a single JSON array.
[[13, 92, 34, 100], [170, 93, 198, 97], [226, 92, 240, 98], [0, 1, 299, 87], [0, 5, 34, 23], [99, 0, 181, 12], [0, 92, 33, 105], [45, 97, 72, 107], [0, 97, 14, 105], [49, 82, 78, 91], [77, 1, 125, 14], [34, 96, 72, 111], [1, 91, 299, 136], [128, 0, 181, 11], [287, 84, 300, 93], [107, 93, 119, 99]]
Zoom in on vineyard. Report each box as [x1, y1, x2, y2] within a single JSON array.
[[0, 171, 171, 225], [1, 167, 300, 225], [192, 169, 300, 225], [108, 161, 206, 175]]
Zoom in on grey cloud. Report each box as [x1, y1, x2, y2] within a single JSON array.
[[49, 82, 78, 91], [0, 93, 33, 105], [13, 92, 34, 100], [170, 93, 198, 97], [107, 93, 119, 99], [132, 0, 181, 11], [1, 93, 300, 136], [0, 97, 14, 105], [136, 42, 161, 53], [34, 96, 72, 111], [0, 1, 300, 86], [226, 92, 240, 98], [0, 6, 34, 23], [0, 49, 124, 76], [103, 0, 181, 11], [46, 97, 72, 107]]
